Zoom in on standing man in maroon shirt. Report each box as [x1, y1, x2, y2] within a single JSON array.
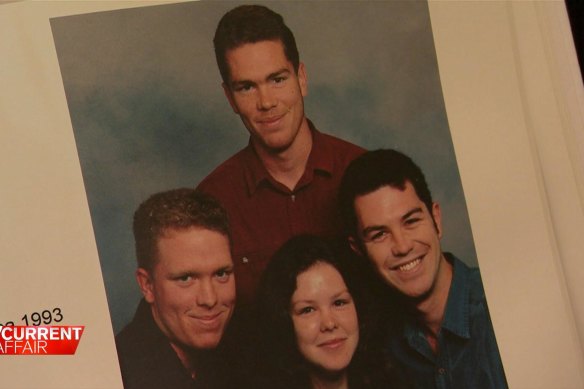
[[197, 5, 364, 304]]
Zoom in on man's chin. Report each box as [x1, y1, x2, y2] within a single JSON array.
[[254, 137, 294, 155], [186, 335, 224, 350], [396, 285, 433, 305], [171, 332, 224, 351], [384, 279, 432, 304]]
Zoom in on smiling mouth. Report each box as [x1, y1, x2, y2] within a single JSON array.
[[392, 256, 423, 273], [257, 112, 286, 125], [318, 338, 346, 349], [191, 312, 224, 328]]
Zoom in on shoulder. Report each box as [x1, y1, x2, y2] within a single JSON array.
[[317, 130, 365, 156], [115, 305, 152, 355], [115, 330, 149, 363], [115, 304, 162, 370], [197, 147, 249, 194], [447, 253, 486, 302], [311, 129, 365, 174], [115, 303, 187, 389], [465, 262, 487, 303]]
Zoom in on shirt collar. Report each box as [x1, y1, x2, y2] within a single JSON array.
[[402, 254, 471, 342], [440, 253, 471, 339], [242, 119, 334, 195], [305, 119, 335, 174]]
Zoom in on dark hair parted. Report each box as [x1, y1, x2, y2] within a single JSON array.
[[339, 149, 435, 238], [213, 4, 300, 85], [252, 234, 407, 389], [133, 188, 229, 272]]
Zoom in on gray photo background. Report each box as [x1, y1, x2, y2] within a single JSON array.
[[51, 0, 477, 334]]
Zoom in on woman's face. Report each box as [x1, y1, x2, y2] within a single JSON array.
[[290, 262, 359, 375]]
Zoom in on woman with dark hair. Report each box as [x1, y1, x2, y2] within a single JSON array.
[[252, 234, 408, 389]]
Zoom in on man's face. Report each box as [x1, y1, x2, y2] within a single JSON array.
[[352, 182, 445, 299], [222, 40, 307, 154], [137, 227, 235, 351]]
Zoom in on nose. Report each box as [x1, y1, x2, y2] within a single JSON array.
[[196, 279, 218, 308], [320, 309, 338, 332], [391, 229, 414, 257], [256, 85, 277, 111]]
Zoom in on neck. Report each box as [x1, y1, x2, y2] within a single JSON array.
[[252, 118, 312, 191], [413, 254, 453, 341], [310, 371, 349, 389]]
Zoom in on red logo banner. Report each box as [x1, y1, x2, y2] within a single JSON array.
[[0, 326, 84, 355]]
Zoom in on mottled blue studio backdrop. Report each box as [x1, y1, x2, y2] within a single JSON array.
[[50, 1, 477, 333]]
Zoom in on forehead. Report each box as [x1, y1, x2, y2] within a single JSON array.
[[354, 182, 424, 223], [292, 262, 347, 300], [154, 227, 232, 273], [225, 39, 291, 80]]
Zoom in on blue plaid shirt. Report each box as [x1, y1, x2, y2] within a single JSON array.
[[389, 254, 507, 389]]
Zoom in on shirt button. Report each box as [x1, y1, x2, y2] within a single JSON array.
[[242, 257, 249, 264], [437, 367, 446, 375]]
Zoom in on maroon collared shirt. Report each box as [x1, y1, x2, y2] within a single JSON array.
[[197, 124, 364, 304]]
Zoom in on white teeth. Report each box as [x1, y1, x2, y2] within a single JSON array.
[[398, 258, 421, 272]]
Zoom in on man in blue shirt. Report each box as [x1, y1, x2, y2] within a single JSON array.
[[339, 149, 507, 389]]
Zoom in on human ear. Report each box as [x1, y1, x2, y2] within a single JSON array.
[[222, 83, 239, 114], [297, 62, 308, 97], [431, 202, 443, 238], [348, 236, 363, 256], [136, 268, 155, 304]]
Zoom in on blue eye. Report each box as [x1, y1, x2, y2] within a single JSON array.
[[215, 269, 233, 282]]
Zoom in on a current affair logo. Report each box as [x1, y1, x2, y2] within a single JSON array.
[[0, 326, 84, 355]]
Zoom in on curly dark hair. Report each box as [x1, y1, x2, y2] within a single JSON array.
[[132, 188, 229, 272], [339, 149, 436, 240], [252, 234, 408, 389]]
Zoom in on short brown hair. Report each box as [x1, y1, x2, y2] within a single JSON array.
[[214, 5, 300, 84], [133, 188, 229, 271]]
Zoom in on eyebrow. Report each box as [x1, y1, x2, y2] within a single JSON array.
[[167, 264, 233, 279], [167, 270, 197, 279], [230, 68, 290, 88], [291, 289, 350, 307], [360, 207, 424, 236], [402, 207, 423, 221], [215, 265, 234, 273], [266, 68, 290, 80]]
